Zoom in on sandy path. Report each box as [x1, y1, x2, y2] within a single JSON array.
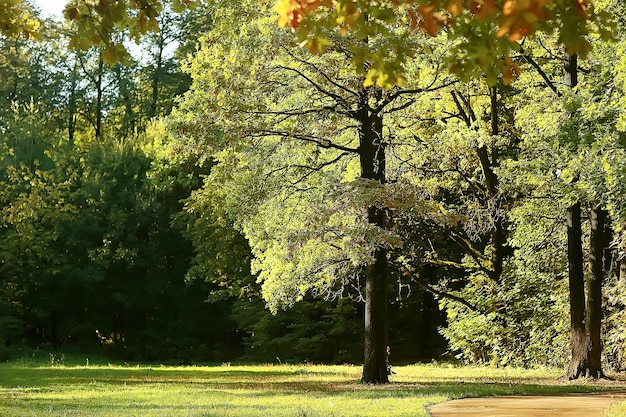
[[427, 392, 626, 417]]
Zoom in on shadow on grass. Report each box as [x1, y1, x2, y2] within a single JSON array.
[[1, 365, 624, 397], [2, 365, 626, 417]]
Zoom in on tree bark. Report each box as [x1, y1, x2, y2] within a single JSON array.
[[564, 53, 578, 90], [564, 50, 607, 379], [357, 85, 389, 383], [585, 206, 607, 378], [95, 54, 104, 141], [486, 85, 506, 284], [563, 51, 595, 380], [362, 223, 389, 383], [567, 202, 589, 379]]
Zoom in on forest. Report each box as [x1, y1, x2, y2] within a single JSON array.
[[0, 0, 625, 385]]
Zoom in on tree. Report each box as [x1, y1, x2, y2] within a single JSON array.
[[506, 26, 623, 377], [169, 1, 456, 383], [562, 47, 610, 380], [2, 0, 621, 371], [0, 7, 230, 359]]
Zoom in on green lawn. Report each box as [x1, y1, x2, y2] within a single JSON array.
[[0, 359, 623, 416]]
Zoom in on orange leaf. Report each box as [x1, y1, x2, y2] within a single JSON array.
[[416, 3, 447, 36], [275, 0, 327, 29], [446, 0, 464, 16], [470, 0, 497, 18]]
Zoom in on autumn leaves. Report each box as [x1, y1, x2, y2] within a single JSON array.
[[277, 0, 594, 40], [274, 0, 605, 87]]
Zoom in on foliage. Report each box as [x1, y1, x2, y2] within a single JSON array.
[[0, 0, 39, 39], [274, 0, 613, 87], [440, 262, 569, 367], [604, 276, 626, 371], [231, 298, 363, 363], [0, 0, 626, 374], [172, 0, 457, 314], [0, 6, 235, 361]]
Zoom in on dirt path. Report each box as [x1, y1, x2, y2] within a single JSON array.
[[427, 392, 626, 417]]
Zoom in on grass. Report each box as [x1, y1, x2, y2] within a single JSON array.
[[604, 400, 626, 417], [0, 357, 625, 416]]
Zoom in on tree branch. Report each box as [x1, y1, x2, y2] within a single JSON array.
[[274, 65, 351, 111], [399, 264, 482, 313], [282, 46, 359, 98], [253, 130, 359, 153], [381, 78, 458, 111], [450, 91, 472, 127], [519, 50, 561, 97]]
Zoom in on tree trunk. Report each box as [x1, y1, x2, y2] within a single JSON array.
[[563, 51, 594, 380], [95, 54, 104, 141], [585, 206, 607, 378], [362, 226, 389, 383], [486, 85, 506, 283], [567, 202, 588, 379], [149, 32, 165, 120], [68, 58, 78, 144], [357, 85, 389, 383]]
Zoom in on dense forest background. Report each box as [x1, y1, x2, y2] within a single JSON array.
[[1, 0, 626, 373]]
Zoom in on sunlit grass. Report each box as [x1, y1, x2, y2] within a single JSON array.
[[0, 360, 624, 416], [604, 399, 626, 417]]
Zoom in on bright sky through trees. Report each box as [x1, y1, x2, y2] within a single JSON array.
[[33, 0, 65, 18]]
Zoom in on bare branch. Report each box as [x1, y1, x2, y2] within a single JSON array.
[[289, 152, 354, 185], [282, 45, 359, 98], [519, 50, 561, 97], [450, 91, 472, 127], [253, 129, 359, 153]]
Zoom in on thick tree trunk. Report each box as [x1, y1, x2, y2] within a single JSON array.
[[357, 85, 389, 383], [585, 206, 607, 378], [563, 51, 595, 380], [486, 85, 506, 283], [362, 227, 389, 383], [567, 203, 588, 379]]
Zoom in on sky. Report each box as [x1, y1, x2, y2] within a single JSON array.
[[33, 0, 66, 18], [29, 0, 175, 60]]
